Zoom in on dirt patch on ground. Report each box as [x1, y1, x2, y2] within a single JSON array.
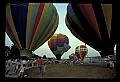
[[24, 62, 116, 79]]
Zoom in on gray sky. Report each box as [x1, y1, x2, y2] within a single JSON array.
[[5, 3, 102, 59]]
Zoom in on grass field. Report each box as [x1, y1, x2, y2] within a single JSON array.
[[24, 62, 116, 79]]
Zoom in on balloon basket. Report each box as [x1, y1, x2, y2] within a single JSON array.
[[20, 49, 33, 58]]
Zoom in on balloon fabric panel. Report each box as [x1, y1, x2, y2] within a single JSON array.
[[26, 3, 41, 49], [65, 17, 87, 43], [6, 3, 22, 49], [71, 3, 102, 45], [50, 37, 57, 51], [38, 14, 59, 47], [101, 4, 112, 38], [10, 3, 28, 49], [67, 4, 86, 33], [66, 4, 97, 46], [79, 4, 102, 40], [6, 21, 21, 49], [92, 4, 114, 56], [57, 34, 65, 47], [80, 45, 88, 61], [29, 3, 47, 50], [33, 5, 59, 51]]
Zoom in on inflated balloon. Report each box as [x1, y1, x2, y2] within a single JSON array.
[[48, 34, 71, 60], [6, 3, 59, 57], [66, 3, 117, 57], [69, 53, 78, 60], [75, 45, 88, 61]]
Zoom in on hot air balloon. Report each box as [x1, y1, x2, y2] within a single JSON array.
[[69, 53, 79, 64], [65, 3, 117, 57], [6, 3, 59, 57], [48, 34, 71, 60], [75, 45, 88, 61], [69, 53, 77, 60]]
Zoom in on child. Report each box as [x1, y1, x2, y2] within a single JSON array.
[[42, 63, 47, 76]]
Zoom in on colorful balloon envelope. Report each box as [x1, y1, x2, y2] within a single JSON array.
[[75, 45, 88, 61], [65, 3, 117, 57], [48, 34, 71, 60], [6, 3, 59, 57], [69, 53, 78, 60]]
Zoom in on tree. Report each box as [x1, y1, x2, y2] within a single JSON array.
[[43, 55, 47, 59], [5, 46, 11, 60], [10, 44, 20, 59], [32, 54, 40, 59]]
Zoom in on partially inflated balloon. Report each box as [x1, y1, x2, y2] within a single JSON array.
[[48, 34, 71, 60], [69, 53, 78, 60], [6, 3, 59, 57], [75, 45, 88, 61]]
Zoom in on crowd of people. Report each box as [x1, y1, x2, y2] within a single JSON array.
[[5, 56, 115, 78], [5, 57, 47, 78], [5, 57, 81, 78], [5, 58, 37, 78]]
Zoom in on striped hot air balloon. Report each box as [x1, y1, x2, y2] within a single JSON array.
[[75, 45, 88, 61], [65, 3, 117, 57], [6, 3, 59, 57], [48, 34, 71, 60]]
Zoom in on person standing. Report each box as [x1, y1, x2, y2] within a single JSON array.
[[36, 57, 43, 76], [18, 64, 26, 78], [15, 59, 21, 75], [109, 59, 115, 69]]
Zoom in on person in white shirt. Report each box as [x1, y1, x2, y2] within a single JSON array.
[[109, 59, 114, 69], [18, 64, 26, 78]]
